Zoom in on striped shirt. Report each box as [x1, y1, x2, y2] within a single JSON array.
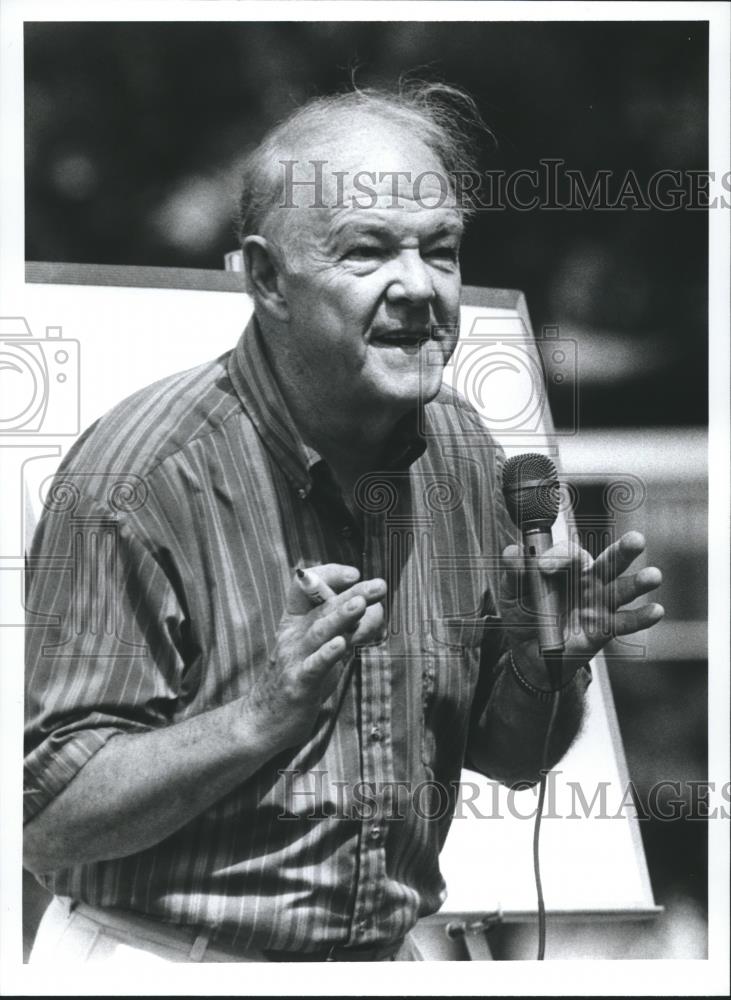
[[25, 317, 518, 952]]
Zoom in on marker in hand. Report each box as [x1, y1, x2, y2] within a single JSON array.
[[296, 566, 336, 607], [296, 567, 347, 668]]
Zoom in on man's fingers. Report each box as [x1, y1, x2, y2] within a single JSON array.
[[350, 602, 386, 646], [612, 602, 665, 637], [606, 566, 662, 611], [592, 531, 646, 585], [501, 541, 591, 604], [339, 577, 387, 608], [302, 635, 347, 677], [536, 540, 592, 576], [309, 563, 362, 590], [303, 594, 368, 654], [500, 545, 523, 600], [285, 563, 361, 614], [501, 544, 522, 566], [502, 541, 591, 577]]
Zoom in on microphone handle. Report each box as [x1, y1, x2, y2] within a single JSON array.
[[522, 526, 566, 657]]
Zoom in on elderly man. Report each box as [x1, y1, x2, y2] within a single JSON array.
[[24, 85, 663, 964]]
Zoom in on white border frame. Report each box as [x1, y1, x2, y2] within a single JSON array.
[[1, 2, 728, 996]]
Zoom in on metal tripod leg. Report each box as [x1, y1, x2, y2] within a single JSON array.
[[461, 931, 494, 961], [445, 909, 502, 961]]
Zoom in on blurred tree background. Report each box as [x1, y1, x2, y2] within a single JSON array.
[[25, 20, 707, 430], [23, 19, 709, 960]]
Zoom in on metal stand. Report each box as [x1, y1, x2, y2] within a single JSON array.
[[445, 910, 503, 961]]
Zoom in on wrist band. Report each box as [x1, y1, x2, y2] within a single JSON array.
[[507, 648, 576, 702]]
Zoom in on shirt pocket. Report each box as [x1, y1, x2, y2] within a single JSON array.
[[420, 615, 497, 779]]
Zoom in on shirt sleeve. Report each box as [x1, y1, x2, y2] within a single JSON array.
[[24, 494, 191, 824]]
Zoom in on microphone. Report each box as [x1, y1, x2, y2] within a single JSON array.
[[502, 453, 566, 963], [501, 453, 565, 661]]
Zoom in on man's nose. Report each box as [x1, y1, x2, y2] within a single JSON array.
[[386, 249, 435, 305]]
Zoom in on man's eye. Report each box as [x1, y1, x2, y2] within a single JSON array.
[[346, 245, 385, 260], [426, 246, 459, 261]]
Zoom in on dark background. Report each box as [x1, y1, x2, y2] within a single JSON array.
[[23, 20, 708, 959], [25, 21, 708, 430]]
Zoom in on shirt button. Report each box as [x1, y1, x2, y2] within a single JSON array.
[[340, 525, 353, 538], [297, 488, 308, 500], [357, 919, 370, 933], [369, 726, 382, 742]]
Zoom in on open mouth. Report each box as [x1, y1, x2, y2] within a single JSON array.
[[371, 329, 430, 348]]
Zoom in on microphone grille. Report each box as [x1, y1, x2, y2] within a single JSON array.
[[501, 453, 560, 527]]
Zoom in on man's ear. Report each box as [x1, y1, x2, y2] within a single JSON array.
[[242, 236, 290, 322]]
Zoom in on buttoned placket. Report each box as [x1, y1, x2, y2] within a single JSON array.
[[307, 461, 409, 946], [345, 505, 396, 947]]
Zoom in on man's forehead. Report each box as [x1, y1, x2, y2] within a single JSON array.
[[282, 134, 461, 219], [264, 118, 467, 244], [283, 120, 455, 199], [326, 204, 464, 238]]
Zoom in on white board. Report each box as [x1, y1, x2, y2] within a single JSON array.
[[8, 266, 656, 922], [439, 294, 656, 920]]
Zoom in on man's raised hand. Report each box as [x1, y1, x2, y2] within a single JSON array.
[[500, 531, 664, 687], [244, 564, 386, 750]]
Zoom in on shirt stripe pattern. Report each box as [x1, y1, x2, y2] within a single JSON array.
[[25, 318, 517, 951]]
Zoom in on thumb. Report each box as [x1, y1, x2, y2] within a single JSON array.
[[500, 544, 524, 604]]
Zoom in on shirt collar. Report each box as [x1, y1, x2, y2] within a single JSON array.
[[227, 317, 427, 491]]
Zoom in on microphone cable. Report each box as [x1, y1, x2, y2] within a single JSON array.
[[500, 453, 567, 960], [533, 653, 564, 961]]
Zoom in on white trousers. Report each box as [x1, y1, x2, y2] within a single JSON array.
[[29, 897, 422, 965]]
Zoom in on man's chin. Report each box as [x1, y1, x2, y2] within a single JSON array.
[[370, 374, 443, 412], [365, 352, 445, 408]]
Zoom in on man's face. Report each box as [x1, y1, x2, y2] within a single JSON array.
[[267, 129, 463, 420]]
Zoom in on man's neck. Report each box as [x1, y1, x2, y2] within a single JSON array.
[[289, 390, 401, 491], [255, 315, 413, 495]]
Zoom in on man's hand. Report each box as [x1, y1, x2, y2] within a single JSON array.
[[500, 530, 664, 687], [244, 564, 387, 750]]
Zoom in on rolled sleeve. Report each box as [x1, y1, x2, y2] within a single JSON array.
[[24, 726, 129, 824], [24, 494, 191, 823]]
